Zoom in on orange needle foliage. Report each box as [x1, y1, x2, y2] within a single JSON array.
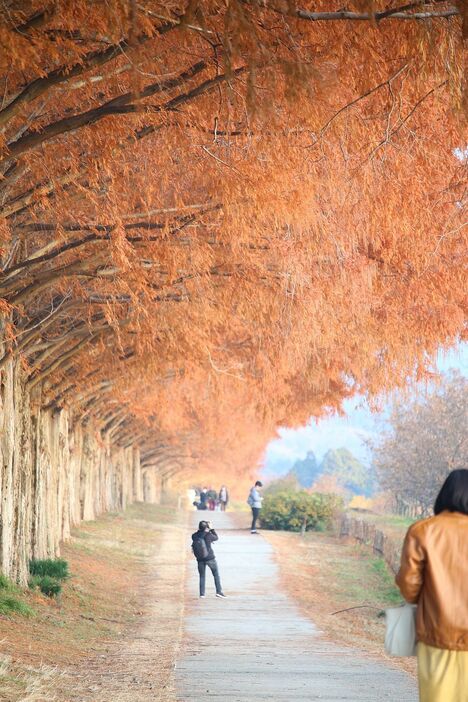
[[0, 1, 466, 483]]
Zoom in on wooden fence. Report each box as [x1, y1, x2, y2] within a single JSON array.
[[339, 514, 403, 574]]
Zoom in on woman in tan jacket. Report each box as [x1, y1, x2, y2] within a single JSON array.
[[396, 469, 468, 702]]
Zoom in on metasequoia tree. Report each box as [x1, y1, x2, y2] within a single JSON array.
[[373, 372, 468, 515], [0, 1, 466, 481]]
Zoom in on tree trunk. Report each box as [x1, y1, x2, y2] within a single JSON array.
[[0, 352, 161, 584]]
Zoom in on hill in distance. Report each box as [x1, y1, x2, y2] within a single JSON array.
[[288, 447, 374, 496]]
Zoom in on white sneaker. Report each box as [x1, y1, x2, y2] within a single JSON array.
[[251, 530, 258, 534], [199, 595, 205, 598], [216, 593, 227, 598]]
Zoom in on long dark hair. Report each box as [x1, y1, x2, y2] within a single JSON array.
[[434, 469, 468, 515]]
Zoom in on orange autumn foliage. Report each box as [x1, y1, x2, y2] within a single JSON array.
[[0, 1, 466, 483]]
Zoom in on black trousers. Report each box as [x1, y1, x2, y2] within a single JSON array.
[[198, 558, 222, 596], [251, 507, 260, 531]]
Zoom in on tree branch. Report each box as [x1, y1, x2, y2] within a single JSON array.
[[2, 170, 85, 218], [0, 18, 176, 129], [0, 296, 74, 370], [8, 7, 55, 35], [364, 79, 448, 163], [27, 332, 103, 390], [2, 209, 219, 277], [134, 66, 246, 141], [3, 61, 208, 161], [255, 1, 460, 22], [318, 64, 409, 137], [5, 260, 97, 304]]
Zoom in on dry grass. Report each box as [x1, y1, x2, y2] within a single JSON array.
[[0, 656, 64, 702], [346, 510, 414, 542], [0, 503, 186, 702]]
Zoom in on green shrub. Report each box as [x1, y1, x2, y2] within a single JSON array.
[[29, 575, 62, 598], [29, 558, 69, 581], [260, 490, 343, 532], [28, 575, 42, 590]]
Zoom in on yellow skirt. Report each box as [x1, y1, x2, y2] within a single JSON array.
[[418, 642, 468, 702]]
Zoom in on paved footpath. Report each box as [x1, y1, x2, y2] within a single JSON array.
[[176, 512, 417, 702]]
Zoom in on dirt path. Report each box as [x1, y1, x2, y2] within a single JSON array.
[[176, 512, 417, 702], [50, 517, 187, 702]]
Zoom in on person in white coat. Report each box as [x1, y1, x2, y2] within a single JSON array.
[[247, 481, 263, 534]]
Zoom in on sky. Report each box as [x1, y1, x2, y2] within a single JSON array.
[[261, 343, 468, 478]]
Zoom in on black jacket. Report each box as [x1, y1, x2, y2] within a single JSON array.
[[192, 529, 218, 561]]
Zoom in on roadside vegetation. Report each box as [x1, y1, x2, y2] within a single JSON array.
[[261, 490, 342, 532], [29, 557, 70, 598], [0, 575, 34, 618], [0, 503, 183, 702], [347, 510, 415, 542]]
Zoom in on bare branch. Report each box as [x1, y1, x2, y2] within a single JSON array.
[[318, 64, 409, 137], [252, 1, 460, 22]]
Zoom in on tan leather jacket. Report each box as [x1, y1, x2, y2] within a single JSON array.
[[396, 511, 468, 650]]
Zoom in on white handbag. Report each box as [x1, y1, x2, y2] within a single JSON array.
[[384, 603, 417, 656]]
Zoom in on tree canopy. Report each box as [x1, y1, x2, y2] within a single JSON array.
[[0, 1, 466, 480], [373, 372, 468, 514]]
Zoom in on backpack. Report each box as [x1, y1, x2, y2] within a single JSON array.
[[192, 534, 209, 560]]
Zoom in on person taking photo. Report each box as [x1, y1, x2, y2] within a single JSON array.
[[191, 520, 227, 599]]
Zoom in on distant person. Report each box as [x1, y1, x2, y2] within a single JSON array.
[[207, 487, 217, 511], [187, 487, 197, 510], [199, 487, 208, 510], [219, 485, 229, 511], [247, 480, 263, 534], [191, 520, 226, 599], [396, 469, 468, 702]]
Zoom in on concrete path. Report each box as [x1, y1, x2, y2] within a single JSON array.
[[176, 512, 417, 702]]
